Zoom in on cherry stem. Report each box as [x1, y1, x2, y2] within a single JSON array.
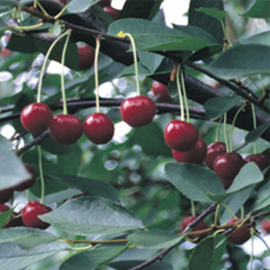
[[223, 113, 230, 153], [191, 200, 196, 217], [221, 203, 237, 219], [94, 36, 101, 113], [60, 30, 72, 115], [214, 204, 220, 226], [251, 103, 257, 154], [37, 31, 70, 103], [176, 65, 185, 121], [37, 145, 45, 204], [180, 64, 190, 122], [215, 117, 223, 142]]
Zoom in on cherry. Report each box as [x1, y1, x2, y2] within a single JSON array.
[[20, 102, 53, 134], [120, 96, 156, 128], [181, 216, 208, 242], [244, 153, 270, 171], [0, 204, 10, 214], [164, 120, 199, 152], [84, 112, 114, 144], [49, 114, 83, 145], [205, 142, 226, 170], [22, 201, 51, 229], [0, 188, 13, 204], [78, 45, 95, 70], [1, 48, 12, 57], [12, 165, 36, 192], [57, 0, 67, 4], [151, 81, 171, 102], [103, 6, 120, 20], [3, 214, 24, 228], [220, 179, 233, 190], [213, 152, 245, 181], [261, 219, 270, 234], [226, 218, 251, 245], [172, 138, 207, 164], [97, 0, 111, 7]]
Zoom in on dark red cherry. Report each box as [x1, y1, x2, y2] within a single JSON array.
[[97, 0, 111, 7], [205, 142, 227, 170], [220, 179, 233, 190], [0, 188, 13, 204], [226, 218, 251, 245], [181, 216, 208, 242], [103, 6, 120, 20], [164, 120, 199, 152], [244, 153, 270, 171], [84, 112, 114, 144], [49, 114, 83, 145], [172, 138, 207, 164], [22, 201, 51, 229], [213, 153, 245, 181], [12, 165, 36, 192], [120, 96, 156, 128], [78, 45, 95, 70], [151, 81, 171, 102], [261, 219, 270, 234], [0, 204, 10, 213], [20, 102, 53, 134]]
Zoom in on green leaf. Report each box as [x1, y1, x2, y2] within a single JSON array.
[[204, 96, 242, 120], [7, 34, 38, 53], [195, 7, 226, 20], [165, 163, 224, 202], [40, 196, 144, 236], [240, 30, 270, 46], [0, 208, 13, 228], [211, 235, 227, 270], [253, 181, 270, 213], [48, 174, 120, 202], [245, 121, 270, 144], [205, 44, 270, 79], [127, 230, 184, 249], [59, 244, 128, 270], [66, 0, 99, 13], [49, 21, 62, 36], [241, 0, 270, 18], [0, 0, 19, 7], [208, 163, 263, 202], [110, 261, 174, 270]]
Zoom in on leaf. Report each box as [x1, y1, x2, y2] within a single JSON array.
[[245, 121, 270, 144], [110, 261, 174, 270], [196, 7, 226, 21], [0, 208, 13, 228], [205, 44, 270, 79], [66, 0, 99, 13], [211, 235, 227, 270], [59, 244, 128, 270], [241, 0, 270, 18], [208, 163, 264, 202], [240, 30, 270, 46], [204, 96, 242, 120], [127, 230, 184, 249], [40, 196, 144, 236], [0, 1, 19, 7], [48, 174, 120, 202], [7, 34, 38, 53], [165, 163, 224, 203], [253, 181, 270, 213]]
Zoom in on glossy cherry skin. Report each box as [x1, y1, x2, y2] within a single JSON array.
[[0, 188, 13, 204], [49, 114, 83, 145], [181, 216, 208, 242], [205, 142, 227, 170], [261, 219, 270, 234], [172, 138, 207, 164], [244, 153, 270, 171], [226, 218, 251, 245], [213, 152, 245, 181], [78, 45, 95, 70], [12, 165, 36, 192], [151, 81, 171, 102], [103, 6, 120, 20], [120, 96, 156, 128], [97, 0, 111, 7], [164, 120, 199, 152], [20, 102, 53, 134], [22, 201, 51, 229], [0, 204, 10, 213], [84, 112, 114, 144]]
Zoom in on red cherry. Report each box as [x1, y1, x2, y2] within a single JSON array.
[[20, 102, 53, 134], [1, 48, 12, 57], [220, 179, 233, 190], [22, 201, 51, 229], [0, 188, 13, 204], [151, 81, 171, 102], [84, 112, 114, 144], [103, 6, 120, 20], [261, 219, 270, 234], [164, 120, 199, 152], [244, 153, 270, 171], [78, 45, 95, 70], [120, 96, 156, 128], [97, 0, 111, 7], [226, 218, 251, 245], [57, 0, 67, 4], [205, 142, 227, 170], [181, 216, 208, 242], [172, 138, 207, 164], [12, 165, 36, 192], [49, 114, 83, 145], [0, 204, 10, 214], [213, 153, 245, 181]]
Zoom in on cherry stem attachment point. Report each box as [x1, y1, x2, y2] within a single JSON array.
[[37, 145, 45, 204], [95, 36, 101, 113], [176, 64, 185, 121]]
